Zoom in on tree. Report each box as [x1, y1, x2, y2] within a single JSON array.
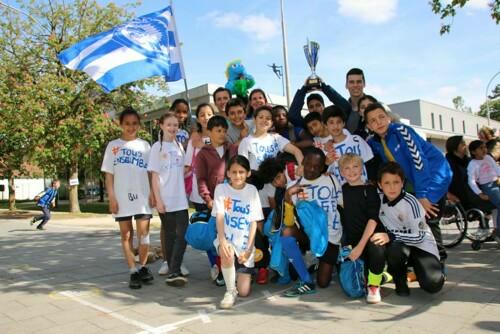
[[430, 0, 500, 34], [0, 1, 166, 212], [478, 85, 500, 121], [452, 96, 472, 113]]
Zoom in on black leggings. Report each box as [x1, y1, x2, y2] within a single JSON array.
[[160, 210, 189, 275], [361, 241, 386, 275], [386, 242, 444, 294], [255, 225, 270, 268]]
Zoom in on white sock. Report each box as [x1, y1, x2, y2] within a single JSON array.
[[221, 265, 236, 293], [129, 267, 138, 274]]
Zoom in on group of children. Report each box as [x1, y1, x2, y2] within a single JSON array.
[[101, 81, 455, 309]]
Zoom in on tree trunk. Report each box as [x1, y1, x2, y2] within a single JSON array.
[[8, 174, 15, 211], [69, 161, 81, 213], [99, 176, 104, 202]]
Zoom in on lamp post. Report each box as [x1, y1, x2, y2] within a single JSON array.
[[485, 71, 500, 125], [280, 0, 292, 107]]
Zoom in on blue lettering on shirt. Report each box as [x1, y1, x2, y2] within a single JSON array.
[[115, 148, 147, 169], [251, 139, 280, 165], [304, 183, 342, 230]]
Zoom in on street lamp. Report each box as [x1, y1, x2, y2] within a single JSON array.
[[486, 70, 500, 125]]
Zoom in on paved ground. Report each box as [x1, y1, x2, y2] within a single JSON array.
[[0, 215, 499, 334]]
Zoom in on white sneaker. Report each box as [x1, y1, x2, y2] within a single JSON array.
[[210, 264, 219, 281], [366, 286, 381, 304], [158, 261, 169, 275], [180, 264, 190, 277], [220, 290, 237, 309]]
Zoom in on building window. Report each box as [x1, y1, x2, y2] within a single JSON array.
[[439, 115, 443, 130], [476, 124, 479, 134], [431, 113, 435, 129], [463, 120, 466, 134], [451, 117, 455, 132]]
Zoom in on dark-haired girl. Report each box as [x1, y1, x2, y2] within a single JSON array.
[[148, 112, 190, 287], [101, 108, 155, 290], [171, 98, 193, 147], [213, 155, 263, 309]]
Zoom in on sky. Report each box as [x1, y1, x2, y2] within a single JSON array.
[[106, 0, 499, 111]]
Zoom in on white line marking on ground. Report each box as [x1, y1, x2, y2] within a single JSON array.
[[262, 289, 276, 301], [137, 287, 290, 334], [198, 310, 211, 324], [60, 291, 157, 333]]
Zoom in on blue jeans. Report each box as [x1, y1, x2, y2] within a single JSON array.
[[479, 181, 500, 235], [35, 206, 51, 228]]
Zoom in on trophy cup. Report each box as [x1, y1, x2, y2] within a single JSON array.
[[303, 40, 321, 90]]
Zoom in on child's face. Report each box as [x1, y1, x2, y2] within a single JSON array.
[[209, 126, 227, 147], [307, 99, 324, 114], [120, 114, 140, 139], [455, 140, 467, 157], [326, 117, 345, 137], [214, 91, 230, 113], [378, 173, 404, 201], [472, 144, 487, 160], [359, 99, 374, 118], [306, 120, 324, 137], [366, 108, 390, 137], [197, 106, 214, 130], [340, 160, 363, 184], [272, 171, 287, 188], [303, 154, 323, 180], [52, 181, 61, 189], [346, 74, 365, 98], [227, 106, 245, 126], [227, 163, 250, 189], [250, 92, 266, 110], [160, 116, 179, 140], [174, 103, 189, 124], [255, 110, 273, 132], [273, 109, 288, 128]]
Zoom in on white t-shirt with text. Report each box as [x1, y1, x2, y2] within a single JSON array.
[[238, 133, 290, 170], [148, 141, 188, 212], [101, 138, 152, 218]]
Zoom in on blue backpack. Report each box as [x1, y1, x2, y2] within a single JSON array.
[[185, 211, 217, 251], [338, 246, 366, 298]]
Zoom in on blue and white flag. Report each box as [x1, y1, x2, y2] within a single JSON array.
[[58, 6, 184, 92]]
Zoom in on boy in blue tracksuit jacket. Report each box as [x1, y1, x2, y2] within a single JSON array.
[[30, 180, 60, 230], [364, 103, 452, 263]]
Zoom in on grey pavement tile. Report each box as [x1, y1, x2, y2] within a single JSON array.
[[4, 303, 61, 322], [36, 320, 102, 334]]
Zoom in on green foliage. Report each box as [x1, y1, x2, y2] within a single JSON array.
[[452, 96, 472, 113], [0, 0, 167, 210], [430, 0, 500, 34], [478, 99, 500, 121]]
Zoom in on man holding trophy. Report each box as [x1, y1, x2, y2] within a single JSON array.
[[288, 39, 365, 135]]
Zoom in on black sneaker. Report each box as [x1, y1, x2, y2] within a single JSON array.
[[129, 272, 142, 289], [395, 279, 410, 296], [30, 217, 36, 226], [165, 273, 187, 287], [36, 226, 45, 231], [215, 271, 225, 287], [138, 266, 154, 284]]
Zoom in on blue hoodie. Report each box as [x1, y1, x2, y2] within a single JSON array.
[[368, 123, 452, 203]]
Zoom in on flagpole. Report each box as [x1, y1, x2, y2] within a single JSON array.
[[280, 0, 292, 107], [169, 0, 192, 112]]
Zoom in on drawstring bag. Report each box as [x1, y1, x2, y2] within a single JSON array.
[[185, 211, 216, 251], [338, 246, 366, 298]]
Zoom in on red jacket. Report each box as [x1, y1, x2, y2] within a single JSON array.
[[195, 143, 238, 205]]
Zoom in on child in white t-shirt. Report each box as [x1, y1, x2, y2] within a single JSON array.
[[238, 105, 303, 171], [321, 105, 375, 184], [468, 140, 500, 238], [101, 108, 154, 290], [213, 155, 264, 309], [148, 112, 190, 287]]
